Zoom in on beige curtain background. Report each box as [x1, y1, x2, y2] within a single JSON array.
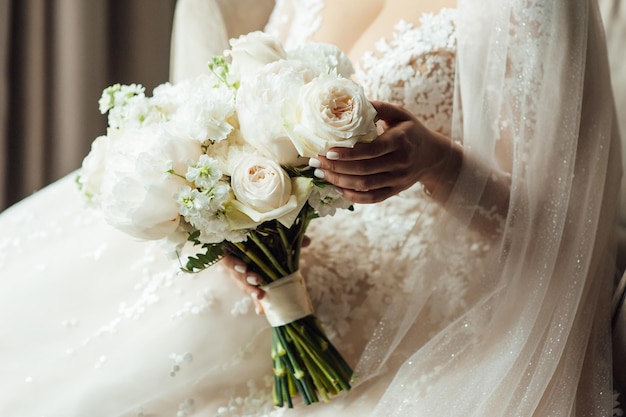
[[0, 0, 177, 211]]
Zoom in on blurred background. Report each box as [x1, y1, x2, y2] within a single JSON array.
[[0, 0, 177, 211]]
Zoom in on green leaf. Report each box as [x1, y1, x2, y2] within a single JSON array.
[[181, 241, 226, 273]]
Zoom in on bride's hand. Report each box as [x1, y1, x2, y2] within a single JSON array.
[[221, 255, 266, 315], [222, 237, 311, 315], [309, 100, 455, 204]]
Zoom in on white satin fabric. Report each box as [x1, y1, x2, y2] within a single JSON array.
[[0, 0, 622, 416]]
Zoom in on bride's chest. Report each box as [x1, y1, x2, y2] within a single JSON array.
[[312, 0, 456, 62]]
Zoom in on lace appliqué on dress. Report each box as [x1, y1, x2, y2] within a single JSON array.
[[356, 9, 457, 137]]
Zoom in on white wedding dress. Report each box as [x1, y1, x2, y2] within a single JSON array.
[[0, 1, 622, 416]]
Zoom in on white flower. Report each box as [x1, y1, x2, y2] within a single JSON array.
[[226, 31, 287, 78], [177, 180, 236, 244], [177, 186, 212, 218], [194, 214, 248, 244], [107, 93, 165, 131], [185, 155, 222, 190], [98, 83, 170, 131], [236, 60, 317, 166], [158, 228, 189, 260], [285, 74, 378, 157], [98, 83, 145, 114], [207, 134, 258, 176], [287, 42, 354, 78], [151, 82, 184, 116], [228, 156, 313, 228], [99, 124, 203, 240], [232, 156, 292, 213], [171, 80, 236, 143], [308, 184, 353, 217], [177, 181, 235, 243], [210, 181, 231, 211], [77, 134, 111, 201], [152, 75, 219, 115]]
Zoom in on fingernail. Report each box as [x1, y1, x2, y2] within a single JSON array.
[[251, 292, 258, 300], [326, 151, 340, 160], [314, 169, 325, 179], [246, 275, 259, 285], [255, 305, 262, 315], [234, 265, 246, 274], [308, 157, 321, 168]]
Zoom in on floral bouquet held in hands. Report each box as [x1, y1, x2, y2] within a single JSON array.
[[77, 31, 378, 407]]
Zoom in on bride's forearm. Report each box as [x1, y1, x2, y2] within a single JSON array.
[[420, 136, 510, 236]]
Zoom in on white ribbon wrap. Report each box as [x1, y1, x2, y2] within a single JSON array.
[[259, 270, 314, 327]]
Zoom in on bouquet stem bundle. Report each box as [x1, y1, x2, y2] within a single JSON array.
[[83, 30, 373, 409], [186, 206, 353, 407]]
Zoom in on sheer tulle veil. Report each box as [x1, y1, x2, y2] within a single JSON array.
[[349, 0, 622, 415]]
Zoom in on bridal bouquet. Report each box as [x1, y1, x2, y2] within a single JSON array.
[[77, 31, 377, 407]]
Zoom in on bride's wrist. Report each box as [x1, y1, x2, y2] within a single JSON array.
[[418, 132, 462, 198]]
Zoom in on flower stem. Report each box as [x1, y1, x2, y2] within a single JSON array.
[[230, 241, 279, 282], [277, 226, 294, 272], [249, 232, 289, 279], [293, 210, 313, 266], [285, 325, 350, 392]]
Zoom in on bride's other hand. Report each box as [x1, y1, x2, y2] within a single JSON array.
[[221, 236, 311, 315], [309, 100, 460, 204], [221, 255, 266, 315]]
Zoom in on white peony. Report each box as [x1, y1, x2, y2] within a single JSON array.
[[287, 42, 355, 78], [284, 74, 378, 158], [227, 31, 287, 79], [150, 81, 186, 117], [228, 156, 313, 228], [236, 60, 317, 166], [99, 123, 203, 240], [77, 134, 111, 201], [170, 80, 236, 143]]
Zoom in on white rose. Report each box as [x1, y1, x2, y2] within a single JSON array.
[[99, 124, 203, 240], [285, 74, 378, 158], [227, 31, 287, 78], [228, 156, 313, 228], [232, 156, 291, 213], [236, 60, 317, 166], [287, 42, 355, 78]]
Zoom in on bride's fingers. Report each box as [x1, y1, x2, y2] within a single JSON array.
[[315, 170, 408, 194], [370, 100, 415, 124], [338, 187, 399, 204], [221, 255, 265, 314], [317, 129, 401, 162], [311, 152, 404, 176]]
